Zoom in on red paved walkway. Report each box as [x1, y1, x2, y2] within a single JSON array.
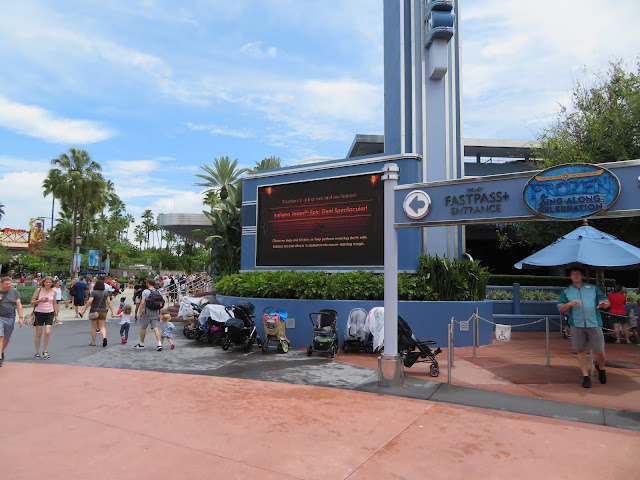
[[2, 359, 639, 480]]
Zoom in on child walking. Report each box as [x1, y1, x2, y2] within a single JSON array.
[[161, 313, 175, 350], [118, 304, 133, 344], [117, 297, 126, 316]]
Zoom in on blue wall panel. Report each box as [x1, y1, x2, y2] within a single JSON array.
[[217, 295, 493, 348]]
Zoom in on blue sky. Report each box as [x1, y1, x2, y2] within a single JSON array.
[[0, 0, 638, 236]]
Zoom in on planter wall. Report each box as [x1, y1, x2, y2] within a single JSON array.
[[217, 295, 493, 349]]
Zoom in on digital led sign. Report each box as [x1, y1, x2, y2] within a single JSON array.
[[256, 173, 384, 267]]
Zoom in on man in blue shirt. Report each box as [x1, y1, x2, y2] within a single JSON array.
[[74, 277, 88, 318], [558, 266, 610, 388]]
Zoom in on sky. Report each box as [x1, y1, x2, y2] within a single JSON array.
[[0, 0, 638, 236]]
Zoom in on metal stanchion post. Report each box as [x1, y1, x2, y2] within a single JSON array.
[[546, 317, 550, 367], [472, 312, 476, 359], [447, 323, 452, 384], [475, 308, 479, 357], [450, 317, 455, 368]]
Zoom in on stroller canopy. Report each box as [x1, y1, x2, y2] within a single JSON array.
[[367, 307, 385, 352], [198, 304, 231, 325], [345, 308, 370, 341]]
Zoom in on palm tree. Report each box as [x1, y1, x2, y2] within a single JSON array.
[[134, 225, 145, 249], [195, 156, 251, 201], [0, 202, 4, 221], [42, 148, 104, 253], [141, 209, 155, 248], [253, 156, 281, 172], [193, 183, 243, 275], [163, 231, 177, 253]]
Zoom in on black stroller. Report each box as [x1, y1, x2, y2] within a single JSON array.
[[307, 309, 339, 358], [398, 316, 441, 377], [343, 307, 373, 353], [221, 300, 261, 351]]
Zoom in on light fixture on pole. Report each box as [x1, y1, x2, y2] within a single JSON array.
[[75, 236, 82, 274], [106, 246, 111, 276]]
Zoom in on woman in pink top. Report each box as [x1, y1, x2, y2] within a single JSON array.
[[30, 276, 59, 359]]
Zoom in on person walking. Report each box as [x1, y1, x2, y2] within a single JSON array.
[[117, 304, 133, 344], [53, 279, 67, 323], [30, 276, 59, 359], [80, 278, 115, 347], [558, 266, 610, 388], [133, 278, 164, 351], [73, 277, 88, 318], [160, 313, 175, 350], [0, 277, 25, 366], [133, 279, 145, 322], [607, 285, 630, 344]]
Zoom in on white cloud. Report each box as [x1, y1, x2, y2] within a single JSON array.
[[0, 171, 57, 231], [0, 95, 116, 144], [186, 123, 252, 138], [240, 41, 277, 59]]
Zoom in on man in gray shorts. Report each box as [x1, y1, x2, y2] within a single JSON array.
[[133, 278, 163, 351], [0, 276, 25, 367], [558, 267, 610, 388]]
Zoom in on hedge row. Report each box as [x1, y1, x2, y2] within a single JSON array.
[[488, 274, 616, 288], [215, 255, 491, 302]]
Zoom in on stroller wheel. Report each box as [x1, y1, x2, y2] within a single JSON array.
[[261, 339, 269, 352], [245, 338, 253, 352], [221, 338, 230, 350], [307, 345, 313, 357], [330, 345, 336, 358], [280, 340, 289, 353], [430, 364, 440, 377]]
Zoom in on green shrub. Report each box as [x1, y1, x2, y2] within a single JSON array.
[[214, 255, 490, 302], [486, 289, 512, 300], [489, 274, 615, 287], [16, 286, 37, 304]]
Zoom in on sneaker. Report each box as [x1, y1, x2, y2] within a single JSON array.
[[121, 336, 126, 344], [134, 343, 145, 349], [0, 357, 3, 367], [595, 363, 607, 384], [156, 345, 163, 351], [170, 343, 175, 350], [103, 338, 108, 347], [582, 376, 592, 388]]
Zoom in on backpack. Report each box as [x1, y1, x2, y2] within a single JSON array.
[[69, 284, 77, 297], [146, 289, 165, 311]]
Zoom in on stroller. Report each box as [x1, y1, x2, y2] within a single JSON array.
[[343, 308, 373, 353], [195, 303, 230, 343], [398, 316, 441, 377], [221, 300, 261, 351], [261, 306, 290, 353], [307, 309, 339, 358], [181, 296, 218, 339]]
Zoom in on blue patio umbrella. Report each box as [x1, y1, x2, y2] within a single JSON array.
[[514, 224, 640, 270]]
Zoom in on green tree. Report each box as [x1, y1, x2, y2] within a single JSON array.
[[193, 183, 242, 276], [253, 156, 281, 173], [195, 156, 251, 201], [0, 201, 4, 221], [539, 60, 640, 167], [499, 60, 640, 251], [42, 148, 104, 253]]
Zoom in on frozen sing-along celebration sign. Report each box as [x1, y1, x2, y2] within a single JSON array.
[[522, 163, 621, 219]]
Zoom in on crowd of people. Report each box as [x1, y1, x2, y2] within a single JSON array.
[[0, 271, 213, 365]]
